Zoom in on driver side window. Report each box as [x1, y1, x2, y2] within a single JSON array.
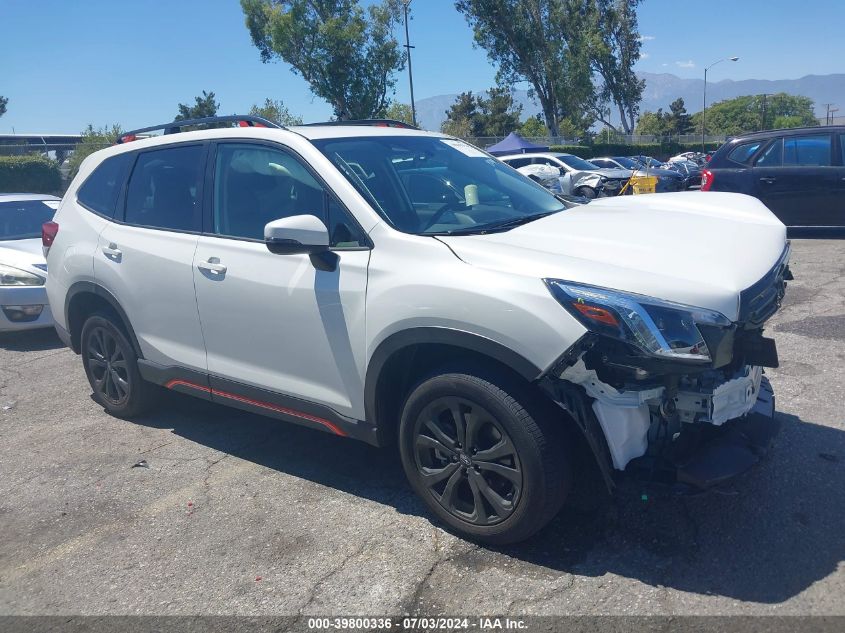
[[212, 143, 366, 247]]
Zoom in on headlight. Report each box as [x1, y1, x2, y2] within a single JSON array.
[[0, 263, 45, 286], [545, 279, 731, 362]]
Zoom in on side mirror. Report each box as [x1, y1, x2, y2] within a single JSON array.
[[264, 215, 330, 255]]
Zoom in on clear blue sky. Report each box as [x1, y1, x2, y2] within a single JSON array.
[[2, 0, 844, 133]]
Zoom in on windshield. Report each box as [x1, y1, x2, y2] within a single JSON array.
[[611, 157, 641, 169], [555, 154, 599, 171], [312, 136, 567, 235], [0, 199, 57, 240]]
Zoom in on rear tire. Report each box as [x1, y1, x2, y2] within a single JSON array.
[[80, 313, 157, 419], [399, 365, 570, 544]]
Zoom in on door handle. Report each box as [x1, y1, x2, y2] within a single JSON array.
[[102, 243, 122, 260], [759, 177, 777, 184], [197, 258, 227, 275]]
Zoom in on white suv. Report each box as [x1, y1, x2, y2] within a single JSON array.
[[45, 116, 790, 543]]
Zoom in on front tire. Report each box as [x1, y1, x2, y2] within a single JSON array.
[[575, 186, 597, 199], [399, 366, 570, 544], [81, 313, 157, 418]]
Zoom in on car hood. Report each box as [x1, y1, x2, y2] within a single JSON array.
[[585, 168, 632, 179], [438, 192, 787, 321], [0, 239, 48, 276], [639, 167, 683, 179]]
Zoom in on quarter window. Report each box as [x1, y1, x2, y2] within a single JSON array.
[[212, 143, 366, 247], [728, 141, 763, 165], [124, 145, 204, 231], [77, 152, 133, 217], [783, 135, 832, 166]]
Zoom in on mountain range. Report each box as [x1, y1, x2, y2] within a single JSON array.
[[414, 72, 845, 132]]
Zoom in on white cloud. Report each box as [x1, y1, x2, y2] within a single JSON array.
[[675, 60, 695, 68], [639, 35, 656, 41]]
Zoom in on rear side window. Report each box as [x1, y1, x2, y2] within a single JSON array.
[[124, 145, 205, 231], [783, 135, 832, 166], [77, 153, 132, 217], [728, 141, 763, 165], [755, 139, 783, 167], [505, 157, 531, 168]]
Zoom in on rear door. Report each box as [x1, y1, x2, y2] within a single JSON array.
[[752, 133, 837, 226], [95, 143, 208, 371]]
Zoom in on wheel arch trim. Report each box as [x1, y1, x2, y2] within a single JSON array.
[[364, 327, 543, 429], [65, 281, 143, 357]]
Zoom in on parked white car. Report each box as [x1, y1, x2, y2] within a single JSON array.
[[0, 193, 59, 332], [499, 152, 632, 197], [46, 116, 789, 543]]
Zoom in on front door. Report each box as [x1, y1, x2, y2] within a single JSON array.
[[192, 141, 371, 420], [752, 134, 838, 226]]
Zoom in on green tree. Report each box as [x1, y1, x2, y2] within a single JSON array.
[[635, 109, 669, 136], [455, 0, 593, 136], [241, 0, 405, 120], [586, 0, 644, 134], [691, 93, 818, 135], [518, 114, 549, 137], [441, 91, 483, 137], [67, 124, 123, 179], [381, 102, 415, 125], [668, 97, 693, 135], [0, 96, 7, 118], [249, 98, 303, 126], [175, 90, 220, 121], [478, 87, 523, 136]]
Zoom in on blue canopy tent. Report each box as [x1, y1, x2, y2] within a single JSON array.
[[486, 132, 549, 156]]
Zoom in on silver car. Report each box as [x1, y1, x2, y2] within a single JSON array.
[[0, 193, 59, 332]]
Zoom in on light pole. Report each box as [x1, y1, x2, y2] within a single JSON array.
[[401, 0, 417, 127], [702, 56, 738, 150]]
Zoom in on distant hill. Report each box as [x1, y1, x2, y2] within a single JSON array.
[[415, 72, 845, 131]]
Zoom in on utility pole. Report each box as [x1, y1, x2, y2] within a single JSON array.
[[822, 103, 835, 125], [702, 56, 739, 150], [401, 0, 417, 127]]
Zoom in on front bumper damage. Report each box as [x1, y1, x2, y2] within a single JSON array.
[[541, 364, 779, 493]]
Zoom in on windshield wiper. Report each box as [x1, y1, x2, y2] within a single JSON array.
[[429, 210, 563, 236]]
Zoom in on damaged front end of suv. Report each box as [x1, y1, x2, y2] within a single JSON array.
[[539, 244, 792, 493]]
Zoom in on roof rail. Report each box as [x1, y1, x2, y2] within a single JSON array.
[[299, 119, 419, 130], [117, 115, 281, 144]]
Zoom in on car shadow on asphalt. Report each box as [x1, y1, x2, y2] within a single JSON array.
[[0, 328, 64, 352], [130, 394, 844, 605]]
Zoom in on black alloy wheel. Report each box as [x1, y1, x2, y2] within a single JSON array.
[[86, 325, 131, 405], [413, 396, 522, 525]]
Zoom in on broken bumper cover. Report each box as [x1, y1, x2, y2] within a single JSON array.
[[621, 376, 779, 493], [672, 376, 778, 491]]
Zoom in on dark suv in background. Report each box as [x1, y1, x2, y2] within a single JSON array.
[[702, 126, 845, 227]]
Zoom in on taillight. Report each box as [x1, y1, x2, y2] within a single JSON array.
[[42, 221, 59, 249], [701, 169, 714, 191]]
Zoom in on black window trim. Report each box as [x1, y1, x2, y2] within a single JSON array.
[[202, 138, 373, 251], [113, 140, 212, 236]]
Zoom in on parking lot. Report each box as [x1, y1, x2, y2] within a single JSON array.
[[0, 238, 843, 618]]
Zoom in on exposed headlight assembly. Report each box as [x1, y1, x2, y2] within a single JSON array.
[[0, 263, 45, 286], [545, 279, 731, 363]]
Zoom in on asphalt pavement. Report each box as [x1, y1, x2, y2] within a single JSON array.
[[0, 239, 843, 620]]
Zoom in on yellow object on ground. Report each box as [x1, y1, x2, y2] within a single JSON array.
[[631, 175, 658, 194]]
